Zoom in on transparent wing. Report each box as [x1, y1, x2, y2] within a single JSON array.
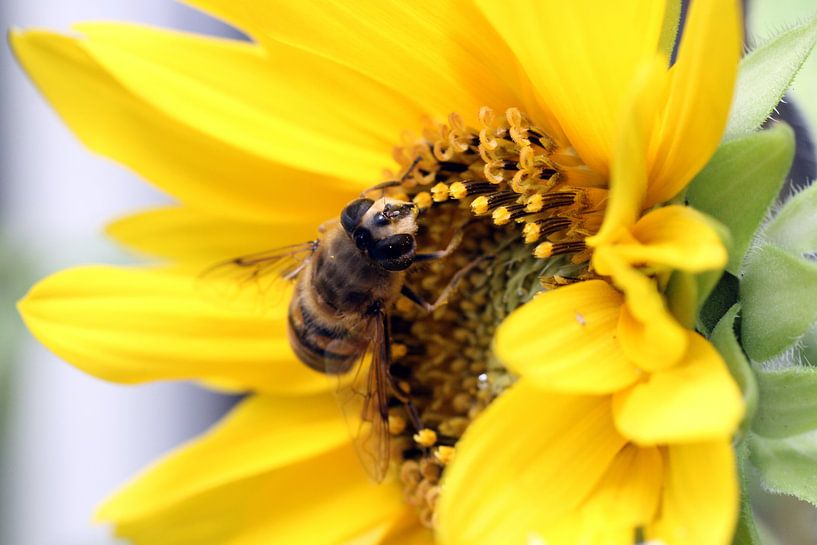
[[332, 315, 392, 483], [197, 241, 318, 313]]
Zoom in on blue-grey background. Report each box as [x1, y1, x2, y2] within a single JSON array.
[[0, 1, 815, 545]]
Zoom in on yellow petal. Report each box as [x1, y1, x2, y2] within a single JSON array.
[[613, 333, 744, 444], [379, 510, 434, 545], [607, 205, 727, 272], [649, 440, 739, 545], [542, 445, 663, 545], [17, 266, 327, 394], [9, 30, 355, 223], [188, 0, 535, 127], [647, 0, 742, 205], [583, 444, 663, 528], [75, 23, 422, 182], [437, 382, 626, 545], [478, 0, 675, 174], [107, 442, 403, 545], [594, 247, 688, 370], [495, 280, 640, 393], [106, 206, 321, 267], [586, 56, 668, 247], [98, 394, 348, 522]]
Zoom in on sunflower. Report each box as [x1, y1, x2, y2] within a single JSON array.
[[12, 1, 747, 544]]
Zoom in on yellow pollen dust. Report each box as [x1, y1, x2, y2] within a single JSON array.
[[414, 428, 438, 447], [435, 446, 456, 465], [389, 414, 407, 435]]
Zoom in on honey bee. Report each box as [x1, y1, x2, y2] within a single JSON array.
[[202, 166, 467, 482]]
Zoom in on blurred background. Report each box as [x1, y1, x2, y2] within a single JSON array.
[[0, 1, 815, 545]]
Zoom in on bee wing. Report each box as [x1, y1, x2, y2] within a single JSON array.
[[198, 241, 318, 313], [331, 314, 392, 483]]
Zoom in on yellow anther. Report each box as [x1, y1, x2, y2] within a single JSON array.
[[413, 428, 438, 447], [413, 191, 433, 210], [492, 207, 512, 225], [523, 222, 541, 243], [525, 193, 544, 213], [534, 242, 554, 259], [431, 183, 450, 202], [435, 446, 456, 465], [391, 343, 408, 359], [449, 181, 468, 200], [471, 196, 490, 216], [389, 414, 407, 435]]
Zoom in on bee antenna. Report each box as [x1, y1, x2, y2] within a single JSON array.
[[400, 156, 422, 183], [359, 157, 423, 199]]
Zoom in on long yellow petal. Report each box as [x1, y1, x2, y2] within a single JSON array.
[[75, 23, 423, 182], [648, 441, 739, 545], [542, 445, 662, 545], [9, 30, 356, 223], [106, 206, 322, 267], [594, 247, 688, 371], [586, 56, 667, 247], [478, 0, 674, 175], [17, 266, 327, 394], [613, 333, 744, 444], [437, 383, 626, 545], [647, 0, 742, 205], [495, 280, 640, 393], [611, 205, 727, 272], [109, 443, 403, 545], [98, 394, 348, 522], [187, 0, 536, 127]]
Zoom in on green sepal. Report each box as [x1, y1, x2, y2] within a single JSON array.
[[724, 16, 817, 140], [698, 271, 739, 336], [687, 123, 795, 275], [764, 182, 817, 255], [749, 431, 817, 507], [752, 366, 817, 438], [741, 244, 817, 361], [732, 441, 762, 545], [711, 304, 757, 436], [666, 213, 730, 330]]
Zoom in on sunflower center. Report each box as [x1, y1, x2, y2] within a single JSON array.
[[381, 107, 601, 527]]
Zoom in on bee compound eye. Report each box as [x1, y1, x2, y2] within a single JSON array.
[[370, 234, 415, 271], [373, 212, 390, 226], [353, 227, 373, 250], [341, 198, 374, 234]]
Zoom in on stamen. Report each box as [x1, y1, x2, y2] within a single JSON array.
[[414, 428, 438, 447], [431, 183, 450, 202], [522, 216, 573, 243], [533, 241, 587, 259]]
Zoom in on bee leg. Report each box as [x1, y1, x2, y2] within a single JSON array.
[[413, 230, 464, 263], [391, 381, 423, 431], [401, 255, 489, 314]]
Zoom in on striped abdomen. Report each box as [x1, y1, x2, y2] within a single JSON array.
[[287, 282, 369, 374]]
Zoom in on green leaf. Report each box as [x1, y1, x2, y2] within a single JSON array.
[[687, 124, 795, 275], [764, 182, 817, 255], [733, 441, 762, 545], [724, 16, 817, 140], [741, 244, 817, 361], [749, 431, 817, 506], [753, 366, 817, 438], [711, 304, 758, 435]]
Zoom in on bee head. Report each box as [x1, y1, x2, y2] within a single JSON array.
[[340, 197, 419, 271]]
